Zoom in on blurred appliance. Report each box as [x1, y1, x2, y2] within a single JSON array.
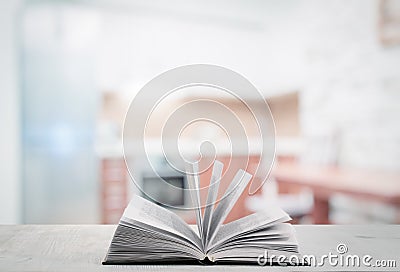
[[141, 171, 188, 208]]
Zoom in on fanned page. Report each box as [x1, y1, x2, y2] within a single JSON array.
[[201, 160, 223, 248], [199, 161, 299, 264], [185, 162, 203, 240], [207, 169, 253, 245]]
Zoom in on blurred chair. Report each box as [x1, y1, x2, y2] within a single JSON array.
[[246, 173, 313, 224], [246, 158, 313, 224], [246, 128, 340, 223]]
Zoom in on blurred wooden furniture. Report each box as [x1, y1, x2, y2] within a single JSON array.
[[1, 225, 400, 271], [101, 158, 129, 224], [272, 161, 400, 224], [271, 156, 313, 223]]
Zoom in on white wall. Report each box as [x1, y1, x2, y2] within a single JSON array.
[[93, 0, 400, 171], [0, 0, 21, 223], [92, 0, 308, 97], [300, 0, 400, 170], [299, 0, 400, 223]]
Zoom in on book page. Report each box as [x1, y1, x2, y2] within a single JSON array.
[[106, 223, 204, 262], [210, 224, 299, 263], [122, 194, 201, 248], [207, 169, 253, 247], [201, 160, 223, 248], [208, 207, 291, 250], [109, 220, 205, 261], [214, 224, 297, 251], [211, 247, 300, 263], [186, 161, 203, 239]]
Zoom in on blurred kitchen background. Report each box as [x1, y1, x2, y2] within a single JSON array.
[[1, 0, 400, 224]]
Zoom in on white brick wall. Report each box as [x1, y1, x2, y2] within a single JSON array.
[[95, 0, 400, 171], [284, 0, 400, 223], [300, 0, 400, 171]]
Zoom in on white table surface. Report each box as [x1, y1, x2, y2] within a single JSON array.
[[0, 225, 399, 271]]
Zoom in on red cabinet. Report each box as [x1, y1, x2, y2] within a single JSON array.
[[100, 158, 128, 223]]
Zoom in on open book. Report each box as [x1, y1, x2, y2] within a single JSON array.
[[103, 161, 300, 265]]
